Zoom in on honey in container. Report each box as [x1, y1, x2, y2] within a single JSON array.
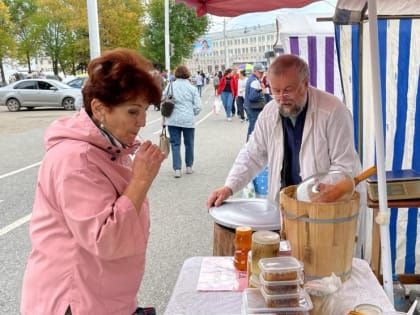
[[233, 226, 252, 271], [251, 231, 280, 276]]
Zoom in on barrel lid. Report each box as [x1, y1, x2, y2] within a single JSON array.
[[209, 198, 281, 230]]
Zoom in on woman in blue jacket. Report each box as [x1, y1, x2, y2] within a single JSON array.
[[162, 65, 201, 178]]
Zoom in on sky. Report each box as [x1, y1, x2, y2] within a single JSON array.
[[208, 0, 338, 33]]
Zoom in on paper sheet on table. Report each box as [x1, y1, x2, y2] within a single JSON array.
[[196, 256, 247, 291]]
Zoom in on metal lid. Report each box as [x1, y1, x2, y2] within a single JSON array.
[[209, 198, 281, 230]]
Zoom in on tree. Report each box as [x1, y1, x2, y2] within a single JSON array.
[[0, 0, 15, 84], [140, 0, 209, 70], [98, 0, 146, 51], [3, 0, 41, 74]]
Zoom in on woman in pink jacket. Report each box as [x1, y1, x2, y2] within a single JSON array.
[[20, 48, 165, 315]]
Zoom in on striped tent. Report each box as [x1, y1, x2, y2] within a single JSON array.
[[276, 13, 343, 100], [334, 0, 420, 276]]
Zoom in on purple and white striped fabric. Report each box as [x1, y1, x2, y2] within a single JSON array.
[[283, 35, 343, 100]]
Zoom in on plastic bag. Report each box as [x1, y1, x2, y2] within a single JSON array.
[[213, 97, 222, 115], [242, 181, 256, 198], [303, 273, 342, 297]]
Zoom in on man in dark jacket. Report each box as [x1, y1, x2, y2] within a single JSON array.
[[244, 63, 266, 140]]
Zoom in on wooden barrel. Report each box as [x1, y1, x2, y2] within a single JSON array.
[[280, 185, 360, 282], [213, 223, 236, 256]]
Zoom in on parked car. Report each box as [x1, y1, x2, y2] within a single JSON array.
[[65, 75, 88, 89], [0, 79, 82, 112]]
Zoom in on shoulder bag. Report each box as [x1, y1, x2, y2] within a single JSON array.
[[249, 94, 266, 110], [160, 83, 175, 117], [159, 126, 170, 157]]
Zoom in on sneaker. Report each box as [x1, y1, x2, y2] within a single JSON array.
[[227, 117, 232, 122], [186, 167, 193, 174], [174, 170, 182, 178]]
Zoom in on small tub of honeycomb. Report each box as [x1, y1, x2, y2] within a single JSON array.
[[259, 256, 303, 281]]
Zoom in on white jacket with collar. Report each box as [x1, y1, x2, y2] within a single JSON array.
[[225, 86, 363, 203]]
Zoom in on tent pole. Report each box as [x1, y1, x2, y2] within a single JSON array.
[[367, 0, 393, 303], [358, 18, 364, 160]]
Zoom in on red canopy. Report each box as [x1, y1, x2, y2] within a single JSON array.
[[176, 0, 319, 17]]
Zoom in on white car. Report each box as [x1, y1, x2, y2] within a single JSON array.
[[0, 79, 82, 111]]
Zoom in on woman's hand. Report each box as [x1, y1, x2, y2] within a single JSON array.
[[124, 140, 165, 212], [132, 140, 165, 183]]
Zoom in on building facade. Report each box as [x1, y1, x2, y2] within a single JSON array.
[[185, 23, 280, 74]]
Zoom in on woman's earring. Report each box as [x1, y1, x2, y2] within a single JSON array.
[[100, 118, 105, 129]]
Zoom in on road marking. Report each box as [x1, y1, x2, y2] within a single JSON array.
[[0, 214, 31, 236], [0, 90, 214, 236], [0, 162, 41, 180]]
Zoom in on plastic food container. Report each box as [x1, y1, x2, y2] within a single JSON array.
[[242, 288, 313, 313], [278, 240, 292, 256], [251, 231, 280, 276], [260, 285, 305, 307], [259, 256, 304, 281], [259, 273, 303, 294]]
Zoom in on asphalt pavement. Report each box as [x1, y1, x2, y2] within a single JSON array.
[[0, 84, 249, 314]]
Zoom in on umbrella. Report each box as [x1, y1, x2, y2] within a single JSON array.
[[176, 0, 317, 17], [238, 64, 253, 71]]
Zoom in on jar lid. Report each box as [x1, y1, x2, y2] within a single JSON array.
[[252, 231, 280, 245], [236, 226, 252, 236], [354, 304, 382, 315]]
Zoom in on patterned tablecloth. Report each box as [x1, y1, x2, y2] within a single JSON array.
[[164, 256, 395, 315]]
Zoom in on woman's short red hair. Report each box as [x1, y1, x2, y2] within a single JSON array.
[[83, 48, 162, 115]]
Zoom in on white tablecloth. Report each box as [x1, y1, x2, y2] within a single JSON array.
[[164, 257, 395, 315]]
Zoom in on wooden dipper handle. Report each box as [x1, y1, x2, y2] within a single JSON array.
[[353, 166, 377, 185]]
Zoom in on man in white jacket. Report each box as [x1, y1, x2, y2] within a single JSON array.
[[207, 54, 363, 218]]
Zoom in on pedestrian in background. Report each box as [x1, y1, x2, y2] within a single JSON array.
[[262, 72, 273, 104], [163, 65, 201, 178], [20, 48, 165, 315], [236, 69, 248, 122], [213, 73, 220, 96], [195, 71, 204, 97], [244, 63, 266, 140], [231, 68, 239, 116], [216, 68, 238, 122]]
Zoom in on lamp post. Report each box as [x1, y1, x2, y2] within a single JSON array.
[[86, 0, 101, 59], [223, 18, 229, 68], [164, 0, 170, 72]]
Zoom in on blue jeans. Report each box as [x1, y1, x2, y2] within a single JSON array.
[[220, 91, 233, 118], [168, 126, 195, 171], [245, 105, 262, 141], [196, 85, 202, 97]]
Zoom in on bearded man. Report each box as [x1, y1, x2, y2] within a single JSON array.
[[207, 54, 362, 211]]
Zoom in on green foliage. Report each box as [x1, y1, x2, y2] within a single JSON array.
[[0, 0, 14, 57], [140, 0, 209, 71], [1, 0, 156, 77]]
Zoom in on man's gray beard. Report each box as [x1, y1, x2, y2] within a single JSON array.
[[278, 93, 308, 118], [278, 101, 305, 118]]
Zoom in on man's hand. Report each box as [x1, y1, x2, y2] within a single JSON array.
[[206, 186, 233, 209]]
